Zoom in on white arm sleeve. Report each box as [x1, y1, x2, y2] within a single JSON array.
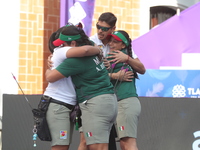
[[51, 47, 71, 69]]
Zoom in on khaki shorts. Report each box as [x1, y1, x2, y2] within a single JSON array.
[[46, 103, 74, 146], [116, 97, 141, 139], [79, 94, 118, 145]]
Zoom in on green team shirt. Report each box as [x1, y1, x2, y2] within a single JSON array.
[[108, 49, 138, 101], [56, 55, 114, 103]]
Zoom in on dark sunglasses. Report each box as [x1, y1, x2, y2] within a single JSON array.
[[96, 24, 112, 32]]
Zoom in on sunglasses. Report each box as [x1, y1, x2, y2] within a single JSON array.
[[96, 24, 112, 32]]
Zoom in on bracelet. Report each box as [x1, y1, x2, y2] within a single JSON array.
[[126, 55, 130, 64]]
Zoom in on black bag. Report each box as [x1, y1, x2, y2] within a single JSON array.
[[70, 103, 82, 129], [32, 95, 52, 141], [32, 109, 51, 141]]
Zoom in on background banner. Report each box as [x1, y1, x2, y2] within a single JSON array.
[[136, 70, 200, 98], [132, 2, 200, 97]]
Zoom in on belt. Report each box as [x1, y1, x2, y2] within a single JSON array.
[[50, 98, 74, 110]]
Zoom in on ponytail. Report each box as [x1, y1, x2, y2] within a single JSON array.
[[127, 38, 133, 58]]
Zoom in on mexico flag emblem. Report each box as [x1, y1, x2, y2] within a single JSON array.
[[119, 126, 125, 131], [86, 132, 93, 137]]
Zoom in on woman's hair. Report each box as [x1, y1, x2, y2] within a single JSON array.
[[48, 26, 67, 53], [60, 25, 93, 46]]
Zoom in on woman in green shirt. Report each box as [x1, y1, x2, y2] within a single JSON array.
[[107, 30, 145, 150]]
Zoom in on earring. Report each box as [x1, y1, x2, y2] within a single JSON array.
[[59, 44, 63, 47]]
